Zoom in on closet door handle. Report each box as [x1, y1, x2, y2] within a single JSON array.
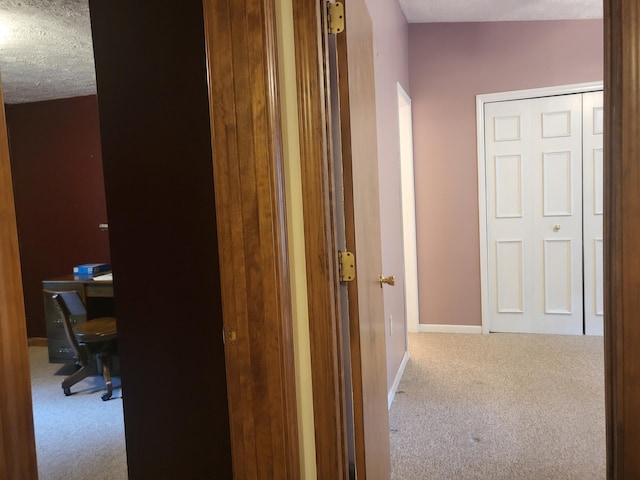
[[553, 224, 561, 232]]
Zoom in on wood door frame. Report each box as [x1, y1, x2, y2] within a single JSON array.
[[476, 81, 603, 334], [202, 0, 301, 477], [604, 1, 640, 477]]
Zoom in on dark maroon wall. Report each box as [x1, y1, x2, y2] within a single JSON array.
[[6, 95, 110, 338]]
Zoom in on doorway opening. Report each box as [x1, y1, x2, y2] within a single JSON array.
[[0, 1, 126, 476]]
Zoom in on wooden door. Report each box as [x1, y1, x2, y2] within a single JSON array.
[[485, 94, 585, 335], [89, 1, 233, 477], [292, 0, 391, 477], [336, 0, 391, 477], [0, 74, 38, 480]]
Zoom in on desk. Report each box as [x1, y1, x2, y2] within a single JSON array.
[[42, 275, 114, 363]]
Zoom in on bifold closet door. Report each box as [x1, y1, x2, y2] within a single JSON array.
[[485, 94, 585, 335], [582, 91, 604, 336]]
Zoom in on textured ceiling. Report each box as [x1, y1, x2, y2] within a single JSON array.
[[0, 0, 603, 105], [399, 0, 603, 23], [0, 0, 95, 104]]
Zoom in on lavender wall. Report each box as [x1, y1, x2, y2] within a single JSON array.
[[408, 20, 603, 327], [364, 0, 410, 392]]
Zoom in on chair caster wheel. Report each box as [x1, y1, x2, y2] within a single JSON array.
[[101, 392, 112, 401], [63, 388, 71, 396]]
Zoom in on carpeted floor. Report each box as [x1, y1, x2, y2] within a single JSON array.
[[389, 333, 605, 480], [31, 334, 605, 479], [29, 346, 127, 480]]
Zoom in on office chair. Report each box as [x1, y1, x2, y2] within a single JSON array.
[[46, 290, 118, 401]]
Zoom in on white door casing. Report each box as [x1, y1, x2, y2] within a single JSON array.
[[397, 83, 420, 335], [477, 82, 604, 335]]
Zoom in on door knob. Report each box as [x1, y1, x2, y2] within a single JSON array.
[[378, 274, 395, 288], [553, 224, 561, 232]]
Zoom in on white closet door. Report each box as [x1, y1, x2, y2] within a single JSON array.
[[485, 94, 584, 334], [583, 91, 604, 336], [485, 99, 535, 332]]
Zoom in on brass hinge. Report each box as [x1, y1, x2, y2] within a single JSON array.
[[338, 251, 355, 282], [327, 2, 345, 35]]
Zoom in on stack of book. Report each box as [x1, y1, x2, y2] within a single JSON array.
[[73, 263, 112, 276]]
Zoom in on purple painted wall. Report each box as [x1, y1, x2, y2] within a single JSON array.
[[408, 20, 603, 327], [364, 0, 410, 393]]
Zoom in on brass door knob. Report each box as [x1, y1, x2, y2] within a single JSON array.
[[378, 274, 395, 288], [553, 224, 561, 232]]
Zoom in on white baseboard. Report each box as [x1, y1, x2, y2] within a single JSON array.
[[388, 350, 409, 410], [417, 324, 483, 334]]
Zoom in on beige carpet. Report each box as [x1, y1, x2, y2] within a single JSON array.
[[29, 346, 127, 480], [389, 333, 605, 480]]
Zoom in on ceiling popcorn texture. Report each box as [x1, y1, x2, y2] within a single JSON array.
[[398, 0, 603, 23], [0, 0, 95, 104]]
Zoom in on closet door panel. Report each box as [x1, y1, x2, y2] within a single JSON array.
[[583, 90, 604, 336]]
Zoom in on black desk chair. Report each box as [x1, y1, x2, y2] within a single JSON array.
[[46, 290, 118, 401]]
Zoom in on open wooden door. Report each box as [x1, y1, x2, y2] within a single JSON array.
[[0, 76, 38, 480], [293, 0, 391, 478], [335, 1, 391, 477]]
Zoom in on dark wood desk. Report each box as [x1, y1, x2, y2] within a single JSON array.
[[42, 274, 114, 363]]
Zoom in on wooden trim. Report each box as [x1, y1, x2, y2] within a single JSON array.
[[337, 2, 392, 475], [0, 83, 38, 479], [604, 1, 640, 478], [291, 1, 349, 478], [202, 0, 300, 478], [27, 338, 48, 347]]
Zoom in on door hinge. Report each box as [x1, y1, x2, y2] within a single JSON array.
[[327, 2, 345, 35], [338, 251, 355, 282]]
